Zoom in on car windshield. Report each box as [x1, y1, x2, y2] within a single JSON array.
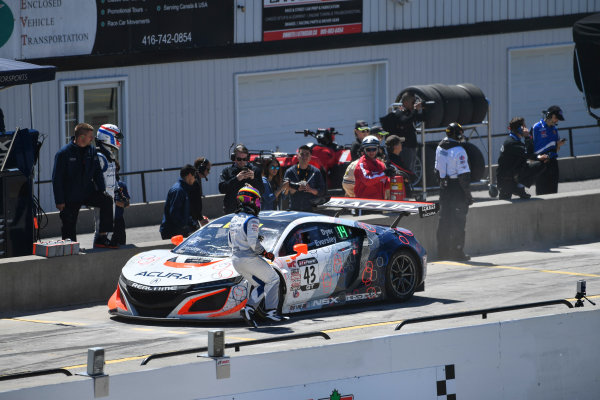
[[173, 214, 289, 257]]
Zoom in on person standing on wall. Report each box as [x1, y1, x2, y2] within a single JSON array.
[[380, 91, 425, 174], [52, 123, 113, 244], [219, 144, 263, 214], [531, 105, 566, 195], [435, 123, 472, 261]]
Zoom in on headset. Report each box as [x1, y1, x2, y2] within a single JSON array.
[[230, 143, 249, 161], [196, 158, 210, 175]]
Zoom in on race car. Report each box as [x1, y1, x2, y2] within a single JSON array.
[[108, 198, 439, 321]]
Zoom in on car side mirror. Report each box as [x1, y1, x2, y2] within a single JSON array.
[[171, 235, 184, 246], [291, 243, 308, 259]]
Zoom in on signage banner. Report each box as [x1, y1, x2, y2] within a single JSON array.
[[263, 0, 362, 41], [0, 0, 233, 60]]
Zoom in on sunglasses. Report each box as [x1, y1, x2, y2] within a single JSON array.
[[270, 165, 280, 170], [236, 157, 248, 161], [365, 147, 378, 152]]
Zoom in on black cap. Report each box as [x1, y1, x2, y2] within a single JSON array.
[[355, 120, 369, 129], [298, 144, 312, 153], [370, 125, 389, 136], [546, 105, 564, 120]]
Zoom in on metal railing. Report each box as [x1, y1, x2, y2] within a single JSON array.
[[141, 330, 330, 365], [33, 123, 599, 203], [0, 367, 72, 382], [394, 298, 574, 331]]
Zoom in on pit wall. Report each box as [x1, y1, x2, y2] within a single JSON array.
[[1, 189, 599, 315], [2, 309, 598, 400]]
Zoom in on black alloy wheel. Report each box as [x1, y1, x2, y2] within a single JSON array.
[[385, 249, 420, 301]]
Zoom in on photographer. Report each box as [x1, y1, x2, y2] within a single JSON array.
[[380, 91, 425, 174], [219, 144, 263, 214], [284, 144, 325, 211]]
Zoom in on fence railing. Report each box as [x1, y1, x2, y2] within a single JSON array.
[[34, 123, 599, 203]]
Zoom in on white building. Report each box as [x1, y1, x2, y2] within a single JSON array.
[[0, 0, 598, 211]]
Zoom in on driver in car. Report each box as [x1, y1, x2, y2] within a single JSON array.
[[228, 185, 288, 327]]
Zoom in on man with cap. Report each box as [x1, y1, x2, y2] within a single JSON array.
[[531, 105, 566, 195], [350, 120, 370, 161], [370, 125, 390, 160], [284, 144, 326, 211]]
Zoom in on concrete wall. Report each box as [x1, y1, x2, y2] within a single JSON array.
[[2, 188, 599, 315], [3, 309, 599, 399], [38, 154, 600, 239]]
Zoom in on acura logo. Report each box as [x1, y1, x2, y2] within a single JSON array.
[[150, 278, 161, 284]]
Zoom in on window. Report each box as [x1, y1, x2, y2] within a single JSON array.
[[281, 223, 361, 256], [60, 77, 127, 142]]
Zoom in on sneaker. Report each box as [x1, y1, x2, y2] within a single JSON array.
[[513, 187, 531, 199], [240, 306, 258, 328], [264, 309, 289, 322], [93, 236, 119, 249]]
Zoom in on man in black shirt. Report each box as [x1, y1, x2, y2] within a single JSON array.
[[219, 144, 263, 214], [380, 91, 425, 174], [497, 117, 548, 200], [284, 145, 325, 211]]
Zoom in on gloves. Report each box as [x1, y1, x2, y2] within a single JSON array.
[[261, 250, 275, 261], [384, 166, 396, 177]]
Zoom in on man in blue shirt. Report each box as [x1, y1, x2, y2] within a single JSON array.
[[159, 164, 199, 239], [531, 105, 566, 195]]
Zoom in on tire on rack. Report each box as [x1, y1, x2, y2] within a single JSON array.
[[457, 83, 488, 124], [463, 141, 486, 182], [449, 84, 474, 125], [396, 85, 445, 128], [385, 249, 421, 302], [430, 84, 460, 127]]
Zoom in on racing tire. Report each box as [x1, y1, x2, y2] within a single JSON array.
[[449, 84, 474, 125], [396, 85, 444, 128], [457, 83, 488, 124], [430, 84, 460, 127], [463, 142, 486, 182], [385, 249, 421, 302]]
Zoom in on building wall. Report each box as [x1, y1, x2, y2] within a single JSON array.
[[1, 25, 589, 212]]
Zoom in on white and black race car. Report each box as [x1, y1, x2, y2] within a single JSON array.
[[108, 198, 438, 321]]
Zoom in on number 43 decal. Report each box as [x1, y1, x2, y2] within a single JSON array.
[[301, 266, 320, 291]]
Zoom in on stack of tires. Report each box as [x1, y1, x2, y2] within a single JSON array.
[[396, 83, 488, 185]]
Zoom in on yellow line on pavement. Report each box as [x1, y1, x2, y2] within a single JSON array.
[[432, 261, 600, 277], [227, 336, 254, 341], [65, 355, 150, 370], [323, 320, 402, 333], [4, 318, 86, 326]]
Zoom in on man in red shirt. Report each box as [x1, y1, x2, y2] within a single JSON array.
[[354, 135, 395, 199]]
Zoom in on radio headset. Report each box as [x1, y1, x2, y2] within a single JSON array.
[[230, 144, 248, 161]]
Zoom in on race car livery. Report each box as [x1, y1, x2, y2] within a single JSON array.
[[108, 199, 435, 321]]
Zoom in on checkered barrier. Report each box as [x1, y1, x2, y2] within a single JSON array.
[[436, 364, 456, 399]]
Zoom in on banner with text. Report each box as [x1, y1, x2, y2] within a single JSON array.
[[0, 0, 233, 60], [263, 0, 362, 41]]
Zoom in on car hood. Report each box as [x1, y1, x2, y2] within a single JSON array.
[[121, 249, 239, 287]]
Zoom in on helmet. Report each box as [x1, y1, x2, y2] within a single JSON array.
[[445, 123, 464, 141], [236, 185, 261, 215], [361, 135, 380, 149], [97, 124, 123, 150]]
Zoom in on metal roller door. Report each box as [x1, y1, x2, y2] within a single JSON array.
[[236, 63, 386, 153]]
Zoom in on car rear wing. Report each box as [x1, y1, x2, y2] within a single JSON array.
[[320, 197, 439, 228]]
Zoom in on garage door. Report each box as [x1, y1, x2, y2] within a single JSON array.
[[509, 44, 600, 156], [236, 63, 386, 154]]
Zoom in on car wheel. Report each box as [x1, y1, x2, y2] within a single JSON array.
[[385, 249, 420, 302]]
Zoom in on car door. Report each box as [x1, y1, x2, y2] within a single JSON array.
[[279, 222, 365, 308]]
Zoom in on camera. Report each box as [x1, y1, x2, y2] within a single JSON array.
[[288, 181, 300, 190]]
